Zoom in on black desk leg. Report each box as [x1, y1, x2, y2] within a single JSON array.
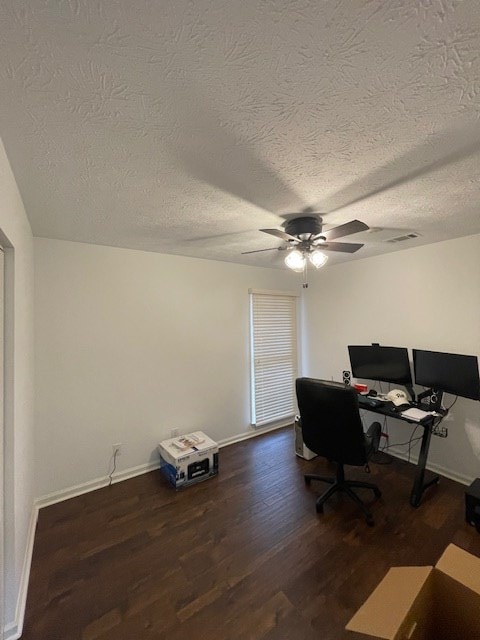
[[410, 423, 439, 507]]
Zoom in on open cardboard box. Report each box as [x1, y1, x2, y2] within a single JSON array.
[[346, 544, 480, 639]]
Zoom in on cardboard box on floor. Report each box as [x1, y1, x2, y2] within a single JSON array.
[[158, 431, 218, 489], [346, 544, 480, 640]]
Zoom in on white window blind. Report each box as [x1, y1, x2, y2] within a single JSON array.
[[250, 291, 298, 427]]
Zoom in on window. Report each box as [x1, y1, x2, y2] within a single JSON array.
[[249, 290, 298, 427]]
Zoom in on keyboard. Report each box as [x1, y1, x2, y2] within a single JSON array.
[[358, 395, 384, 408]]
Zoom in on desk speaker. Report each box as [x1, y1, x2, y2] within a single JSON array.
[[465, 478, 480, 532], [342, 370, 351, 386]]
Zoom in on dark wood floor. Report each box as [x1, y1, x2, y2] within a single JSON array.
[[23, 427, 480, 639]]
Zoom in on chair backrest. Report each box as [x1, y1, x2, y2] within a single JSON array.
[[296, 377, 367, 466]]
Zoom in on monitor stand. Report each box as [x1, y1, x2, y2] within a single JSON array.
[[405, 384, 416, 403]]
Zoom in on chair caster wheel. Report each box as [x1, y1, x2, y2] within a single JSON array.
[[366, 516, 374, 527], [315, 503, 324, 514], [304, 476, 311, 486]]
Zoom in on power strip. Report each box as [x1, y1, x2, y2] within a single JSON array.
[[432, 425, 448, 438]]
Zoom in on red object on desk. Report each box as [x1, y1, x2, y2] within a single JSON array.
[[354, 383, 368, 393]]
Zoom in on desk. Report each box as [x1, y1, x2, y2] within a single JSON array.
[[358, 398, 440, 507]]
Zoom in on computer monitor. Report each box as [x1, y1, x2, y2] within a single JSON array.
[[413, 349, 480, 401], [348, 345, 413, 386]]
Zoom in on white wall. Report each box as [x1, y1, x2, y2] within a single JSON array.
[[32, 233, 480, 501], [0, 139, 35, 634], [34, 238, 301, 497], [303, 234, 480, 483]]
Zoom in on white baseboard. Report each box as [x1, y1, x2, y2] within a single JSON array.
[[3, 505, 38, 640], [217, 421, 291, 448], [36, 423, 292, 509], [36, 461, 160, 509], [35, 424, 471, 512], [387, 447, 473, 486]]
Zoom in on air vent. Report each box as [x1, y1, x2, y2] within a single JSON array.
[[387, 233, 421, 243], [348, 228, 421, 243]]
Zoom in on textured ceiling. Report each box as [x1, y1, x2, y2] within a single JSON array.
[[1, 0, 480, 269]]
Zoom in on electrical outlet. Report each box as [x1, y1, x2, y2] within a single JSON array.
[[112, 443, 122, 456], [171, 428, 179, 438]]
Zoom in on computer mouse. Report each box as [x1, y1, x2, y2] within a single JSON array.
[[368, 390, 378, 397]]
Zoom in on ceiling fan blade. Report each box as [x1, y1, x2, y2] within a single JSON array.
[[321, 242, 364, 253], [317, 219, 369, 242], [241, 247, 282, 255], [260, 228, 299, 242]]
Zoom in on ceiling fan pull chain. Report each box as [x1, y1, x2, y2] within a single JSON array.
[[303, 256, 308, 288]]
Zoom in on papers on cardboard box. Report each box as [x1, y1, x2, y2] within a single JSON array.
[[172, 433, 205, 451]]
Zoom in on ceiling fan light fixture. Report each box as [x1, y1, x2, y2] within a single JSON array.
[[284, 249, 306, 272], [309, 250, 328, 269]]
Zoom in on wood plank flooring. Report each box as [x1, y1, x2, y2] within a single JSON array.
[[23, 427, 480, 639]]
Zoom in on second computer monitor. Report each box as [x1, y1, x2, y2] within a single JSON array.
[[348, 344, 413, 386], [413, 349, 480, 401]]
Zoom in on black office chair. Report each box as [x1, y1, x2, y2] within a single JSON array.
[[296, 377, 382, 526]]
